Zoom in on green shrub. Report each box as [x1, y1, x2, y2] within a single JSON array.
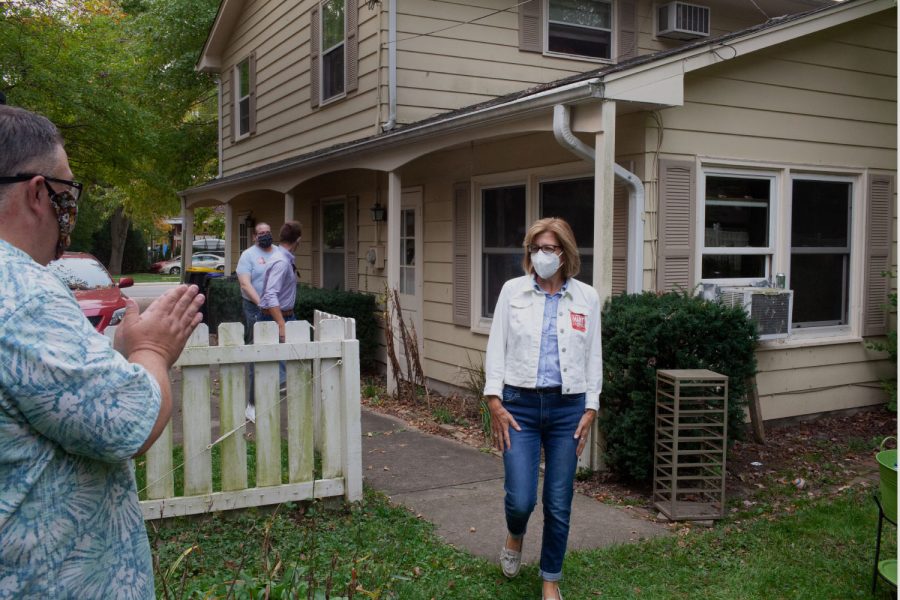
[[600, 291, 758, 482], [205, 279, 380, 373]]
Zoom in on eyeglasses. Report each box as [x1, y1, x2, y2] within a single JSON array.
[[527, 244, 562, 255], [0, 174, 83, 202]]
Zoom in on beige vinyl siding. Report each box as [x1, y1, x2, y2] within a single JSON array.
[[221, 0, 381, 177], [644, 11, 896, 418], [387, 0, 612, 126], [755, 342, 894, 420]]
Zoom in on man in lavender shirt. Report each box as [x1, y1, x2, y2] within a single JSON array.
[[258, 220, 302, 343]]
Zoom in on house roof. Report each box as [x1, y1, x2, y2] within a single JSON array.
[[184, 0, 893, 197]]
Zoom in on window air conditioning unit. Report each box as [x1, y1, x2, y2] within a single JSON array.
[[719, 287, 793, 340], [657, 1, 710, 40]]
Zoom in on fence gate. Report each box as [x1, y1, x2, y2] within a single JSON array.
[[108, 318, 362, 520]]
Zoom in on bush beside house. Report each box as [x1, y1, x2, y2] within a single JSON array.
[[206, 279, 379, 373], [600, 292, 758, 482]]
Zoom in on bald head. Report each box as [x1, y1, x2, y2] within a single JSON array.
[[0, 106, 64, 202]]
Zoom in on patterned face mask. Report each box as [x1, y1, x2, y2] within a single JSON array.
[[44, 182, 79, 259]]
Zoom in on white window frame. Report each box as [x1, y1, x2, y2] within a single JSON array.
[[696, 159, 865, 344], [698, 167, 779, 287], [544, 0, 615, 63], [471, 163, 592, 334], [233, 57, 251, 140], [319, 0, 347, 106], [320, 196, 347, 291]]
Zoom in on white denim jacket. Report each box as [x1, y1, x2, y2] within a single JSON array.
[[483, 275, 603, 411]]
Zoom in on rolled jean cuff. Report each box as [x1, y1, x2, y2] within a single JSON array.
[[539, 569, 562, 582], [507, 530, 525, 540]]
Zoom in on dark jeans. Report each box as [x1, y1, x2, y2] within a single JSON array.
[[243, 299, 261, 405], [257, 313, 293, 396], [502, 385, 585, 581]]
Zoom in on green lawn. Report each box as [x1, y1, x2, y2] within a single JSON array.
[[121, 272, 181, 284], [150, 488, 896, 599]]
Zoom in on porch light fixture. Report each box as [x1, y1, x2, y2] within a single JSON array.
[[244, 212, 256, 228], [370, 202, 386, 222]]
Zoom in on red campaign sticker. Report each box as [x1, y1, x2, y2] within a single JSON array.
[[570, 312, 586, 332]]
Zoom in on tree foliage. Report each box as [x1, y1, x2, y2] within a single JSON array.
[[0, 0, 219, 270]]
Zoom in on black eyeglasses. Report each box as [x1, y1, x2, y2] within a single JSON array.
[[527, 244, 562, 255], [0, 174, 83, 202]]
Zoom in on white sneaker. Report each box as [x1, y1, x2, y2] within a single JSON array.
[[499, 543, 522, 578], [244, 404, 256, 423]]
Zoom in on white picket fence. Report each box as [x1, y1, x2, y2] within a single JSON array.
[[107, 316, 362, 520]]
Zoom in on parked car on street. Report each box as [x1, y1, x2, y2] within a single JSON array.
[[151, 253, 225, 275], [48, 252, 134, 333]]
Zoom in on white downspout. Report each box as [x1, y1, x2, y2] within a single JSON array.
[[382, 0, 397, 131], [552, 104, 644, 294]]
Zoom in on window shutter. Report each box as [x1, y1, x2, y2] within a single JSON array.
[[345, 0, 359, 93], [311, 200, 321, 287], [612, 181, 628, 295], [345, 196, 359, 291], [617, 0, 638, 62], [863, 174, 893, 337], [248, 52, 258, 135], [229, 67, 237, 144], [452, 182, 471, 327], [310, 6, 321, 109], [656, 159, 695, 292], [518, 0, 543, 53]]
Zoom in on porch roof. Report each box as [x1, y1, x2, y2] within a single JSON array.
[[182, 0, 891, 199]]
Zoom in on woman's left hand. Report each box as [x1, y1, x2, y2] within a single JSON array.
[[574, 409, 597, 457]]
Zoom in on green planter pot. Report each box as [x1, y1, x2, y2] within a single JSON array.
[[877, 437, 897, 523]]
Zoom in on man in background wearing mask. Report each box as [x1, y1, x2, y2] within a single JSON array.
[[0, 105, 204, 597], [236, 221, 276, 421]]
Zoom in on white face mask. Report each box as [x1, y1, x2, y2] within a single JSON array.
[[531, 250, 561, 280]]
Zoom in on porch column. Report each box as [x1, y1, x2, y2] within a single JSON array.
[[386, 171, 402, 396], [224, 202, 234, 274], [284, 192, 295, 224], [590, 100, 616, 471], [182, 197, 194, 280]]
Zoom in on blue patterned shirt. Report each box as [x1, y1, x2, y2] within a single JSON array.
[[0, 240, 161, 599]]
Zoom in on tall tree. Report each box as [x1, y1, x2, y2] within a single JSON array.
[[0, 0, 219, 273]]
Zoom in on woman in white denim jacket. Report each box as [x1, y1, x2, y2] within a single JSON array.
[[483, 217, 602, 600]]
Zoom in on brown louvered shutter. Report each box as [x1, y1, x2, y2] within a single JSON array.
[[617, 0, 638, 62], [452, 182, 471, 327], [311, 200, 321, 287], [656, 159, 695, 292], [345, 196, 359, 291], [862, 174, 893, 336], [229, 67, 237, 143], [248, 52, 258, 135], [612, 182, 628, 295], [518, 0, 542, 53], [310, 6, 321, 109], [345, 0, 359, 93]]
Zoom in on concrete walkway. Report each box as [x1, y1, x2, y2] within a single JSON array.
[[361, 409, 669, 565]]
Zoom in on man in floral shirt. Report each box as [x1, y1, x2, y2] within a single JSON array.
[[0, 105, 204, 598]]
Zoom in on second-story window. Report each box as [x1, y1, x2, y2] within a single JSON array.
[[235, 57, 251, 137], [547, 0, 612, 60], [321, 0, 345, 102]]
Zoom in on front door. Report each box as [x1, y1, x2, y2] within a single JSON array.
[[397, 187, 423, 380]]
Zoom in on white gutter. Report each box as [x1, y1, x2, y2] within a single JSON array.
[[552, 104, 644, 294], [382, 0, 397, 131]]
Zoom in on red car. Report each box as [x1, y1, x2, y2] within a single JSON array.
[[48, 252, 134, 333]]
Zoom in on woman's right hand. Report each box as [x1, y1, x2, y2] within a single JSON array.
[[486, 395, 521, 452]]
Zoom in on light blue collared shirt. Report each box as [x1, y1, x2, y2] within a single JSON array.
[[534, 277, 569, 388]]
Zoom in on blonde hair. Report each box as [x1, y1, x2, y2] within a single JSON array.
[[522, 217, 581, 279]]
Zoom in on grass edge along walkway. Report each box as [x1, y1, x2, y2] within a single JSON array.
[[150, 487, 896, 599]]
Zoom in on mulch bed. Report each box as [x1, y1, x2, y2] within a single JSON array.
[[362, 376, 897, 521]]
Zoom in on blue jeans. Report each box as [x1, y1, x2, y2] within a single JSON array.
[[243, 299, 261, 405], [258, 313, 293, 393], [502, 385, 585, 581]]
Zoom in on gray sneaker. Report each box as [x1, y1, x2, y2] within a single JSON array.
[[499, 544, 522, 578], [244, 403, 256, 423]]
